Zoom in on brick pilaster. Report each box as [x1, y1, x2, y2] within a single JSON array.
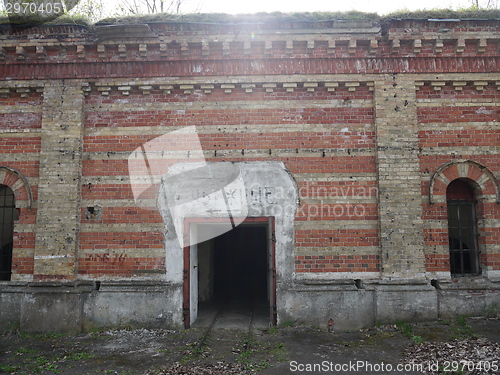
[[33, 81, 84, 280], [375, 74, 425, 278]]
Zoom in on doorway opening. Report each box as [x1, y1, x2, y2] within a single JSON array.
[[183, 218, 276, 328], [446, 178, 480, 276], [0, 184, 15, 281]]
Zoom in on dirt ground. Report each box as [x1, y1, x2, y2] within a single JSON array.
[[0, 316, 499, 375]]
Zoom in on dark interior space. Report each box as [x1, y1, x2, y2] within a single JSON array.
[[213, 225, 268, 302], [0, 184, 15, 281], [194, 224, 271, 328]]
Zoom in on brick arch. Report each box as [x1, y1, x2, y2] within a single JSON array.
[[0, 167, 33, 209], [428, 160, 500, 205]]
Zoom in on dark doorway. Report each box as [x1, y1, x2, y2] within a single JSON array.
[[213, 225, 268, 302], [0, 185, 15, 281], [194, 223, 271, 328], [446, 179, 480, 276]]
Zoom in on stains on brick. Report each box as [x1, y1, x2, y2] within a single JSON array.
[[84, 205, 102, 220]]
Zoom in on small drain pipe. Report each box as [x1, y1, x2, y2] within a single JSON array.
[[355, 279, 365, 289], [431, 279, 441, 290]]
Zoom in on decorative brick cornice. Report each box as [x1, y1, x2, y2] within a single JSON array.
[[0, 20, 498, 65], [90, 79, 374, 96], [0, 83, 44, 98], [415, 80, 500, 91], [388, 32, 498, 55]]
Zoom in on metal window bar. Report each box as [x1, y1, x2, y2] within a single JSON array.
[[0, 185, 15, 281], [447, 200, 480, 276]]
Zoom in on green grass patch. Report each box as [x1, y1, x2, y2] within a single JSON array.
[[234, 332, 288, 372], [267, 326, 279, 335], [0, 349, 95, 374], [180, 339, 208, 363], [97, 11, 379, 25], [2, 8, 499, 28], [65, 352, 95, 361], [384, 8, 500, 20], [97, 8, 500, 25], [0, 365, 19, 373], [15, 347, 39, 355], [396, 321, 424, 345], [451, 315, 477, 339], [484, 303, 500, 319]]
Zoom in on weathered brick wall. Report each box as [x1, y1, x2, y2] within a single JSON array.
[[0, 88, 41, 280], [80, 78, 377, 278], [0, 18, 499, 283], [375, 75, 426, 278], [419, 80, 500, 278]]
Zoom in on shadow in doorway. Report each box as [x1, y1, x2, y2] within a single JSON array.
[[195, 225, 270, 329]]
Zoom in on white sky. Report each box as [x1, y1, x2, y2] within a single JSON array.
[[174, 0, 472, 15], [0, 0, 481, 19]]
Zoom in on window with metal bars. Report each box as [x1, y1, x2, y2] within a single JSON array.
[[446, 179, 480, 276], [0, 184, 15, 281]]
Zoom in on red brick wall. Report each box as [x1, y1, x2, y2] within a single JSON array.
[[0, 19, 499, 280], [80, 81, 378, 276], [419, 82, 500, 274]]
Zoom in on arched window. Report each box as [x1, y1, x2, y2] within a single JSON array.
[[446, 179, 480, 276], [0, 185, 15, 281]]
